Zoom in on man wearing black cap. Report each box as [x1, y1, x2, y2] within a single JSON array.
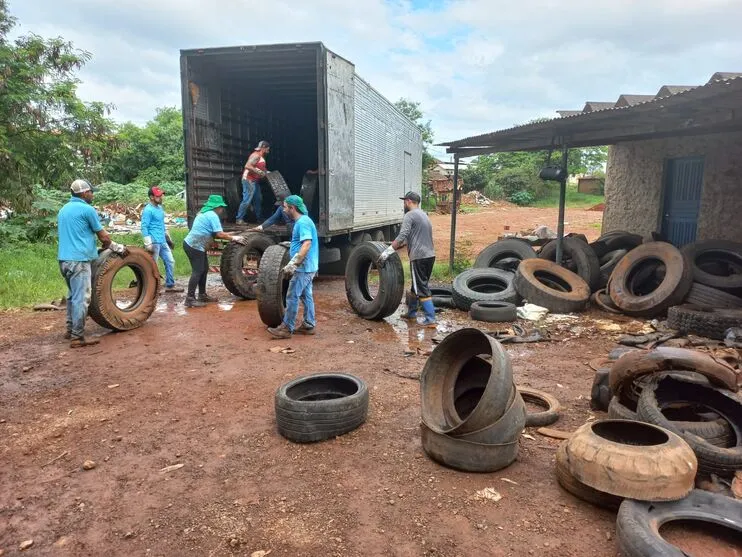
[[377, 191, 436, 327], [236, 140, 270, 225]]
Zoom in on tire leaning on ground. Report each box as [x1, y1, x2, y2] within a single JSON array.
[[420, 423, 519, 473], [275, 373, 369, 443], [256, 244, 290, 327], [684, 282, 742, 310], [452, 268, 519, 311], [609, 242, 693, 317], [469, 301, 517, 322], [473, 239, 537, 271], [681, 240, 742, 291], [514, 258, 591, 313], [538, 237, 601, 292], [220, 233, 276, 299], [89, 247, 160, 331], [555, 443, 622, 510], [518, 387, 561, 427], [345, 242, 405, 320], [617, 490, 742, 557], [668, 305, 742, 340]]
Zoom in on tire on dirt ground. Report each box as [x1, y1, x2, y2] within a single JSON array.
[[681, 240, 742, 291], [617, 490, 742, 557], [590, 231, 643, 259], [89, 247, 160, 331], [555, 443, 622, 510], [668, 305, 742, 340], [220, 233, 276, 299], [563, 419, 697, 501], [430, 286, 455, 309], [345, 241, 404, 320], [256, 244, 290, 327], [264, 171, 292, 199], [473, 239, 537, 272], [538, 237, 601, 292], [469, 301, 517, 322], [275, 373, 369, 443], [598, 249, 627, 289], [518, 387, 561, 427], [452, 268, 519, 311], [592, 288, 622, 314], [608, 396, 639, 420], [420, 423, 519, 473], [514, 258, 591, 313], [685, 282, 742, 310], [608, 242, 693, 317]]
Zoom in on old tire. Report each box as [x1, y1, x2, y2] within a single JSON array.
[[617, 490, 742, 557], [452, 389, 525, 444], [474, 239, 536, 271], [555, 443, 622, 510], [420, 424, 519, 473], [89, 247, 160, 331], [452, 268, 519, 311], [275, 373, 368, 443], [220, 233, 276, 299], [609, 242, 693, 317], [519, 387, 561, 427], [539, 237, 600, 292], [256, 244, 290, 327], [265, 170, 292, 199], [591, 288, 622, 314], [514, 258, 591, 313], [681, 240, 742, 290], [590, 231, 643, 259], [563, 419, 697, 501], [469, 301, 517, 323], [431, 286, 455, 309], [668, 305, 742, 340], [685, 282, 742, 310], [598, 249, 627, 289], [345, 242, 404, 320], [608, 396, 639, 420]]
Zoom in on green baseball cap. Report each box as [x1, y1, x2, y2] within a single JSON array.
[[200, 194, 228, 213], [284, 194, 308, 215]]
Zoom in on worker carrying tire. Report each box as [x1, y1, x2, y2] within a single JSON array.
[[236, 140, 270, 225], [377, 191, 437, 328]]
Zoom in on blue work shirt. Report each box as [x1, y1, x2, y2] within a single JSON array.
[[263, 206, 293, 235], [141, 203, 167, 244], [57, 197, 103, 262], [184, 210, 223, 252], [291, 214, 318, 273]]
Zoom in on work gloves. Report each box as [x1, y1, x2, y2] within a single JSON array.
[[231, 236, 248, 245], [254, 225, 264, 232], [109, 242, 128, 257], [143, 236, 154, 252], [282, 255, 301, 276], [376, 245, 395, 267]]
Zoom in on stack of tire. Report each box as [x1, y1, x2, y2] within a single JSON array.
[[419, 328, 525, 472]]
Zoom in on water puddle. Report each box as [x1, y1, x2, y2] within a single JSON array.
[[155, 300, 187, 316], [217, 301, 234, 311]]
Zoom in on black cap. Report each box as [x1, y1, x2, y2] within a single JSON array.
[[400, 191, 421, 203]]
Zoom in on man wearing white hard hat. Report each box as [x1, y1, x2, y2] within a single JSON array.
[[57, 179, 127, 348]]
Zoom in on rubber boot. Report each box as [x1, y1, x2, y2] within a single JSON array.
[[419, 298, 437, 328], [402, 292, 418, 320]]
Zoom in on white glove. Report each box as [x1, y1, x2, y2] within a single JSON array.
[[282, 255, 301, 275], [109, 242, 127, 256], [377, 245, 395, 265], [143, 236, 153, 252], [254, 225, 263, 232]]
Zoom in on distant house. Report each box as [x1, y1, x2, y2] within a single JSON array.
[[428, 160, 467, 213]]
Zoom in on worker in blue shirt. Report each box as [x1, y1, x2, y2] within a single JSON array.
[[268, 195, 319, 339], [253, 194, 293, 236], [57, 179, 127, 348], [141, 186, 183, 293]]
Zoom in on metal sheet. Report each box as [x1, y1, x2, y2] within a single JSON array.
[[662, 156, 705, 246]]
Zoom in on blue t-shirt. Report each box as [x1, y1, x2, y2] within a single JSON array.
[[141, 203, 167, 244], [57, 197, 103, 262], [291, 214, 318, 273], [184, 210, 223, 252]]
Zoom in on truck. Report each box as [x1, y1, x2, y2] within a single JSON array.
[[179, 42, 423, 297]]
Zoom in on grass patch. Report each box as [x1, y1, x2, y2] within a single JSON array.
[[534, 184, 604, 209], [402, 261, 471, 284], [0, 228, 190, 310]]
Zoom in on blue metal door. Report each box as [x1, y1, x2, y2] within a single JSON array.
[[661, 156, 704, 246]]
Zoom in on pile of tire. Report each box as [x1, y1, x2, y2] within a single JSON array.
[[419, 328, 526, 472]]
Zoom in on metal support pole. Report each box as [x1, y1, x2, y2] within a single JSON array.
[[449, 154, 460, 274], [555, 143, 569, 266]]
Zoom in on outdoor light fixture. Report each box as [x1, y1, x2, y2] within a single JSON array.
[[539, 165, 567, 182]]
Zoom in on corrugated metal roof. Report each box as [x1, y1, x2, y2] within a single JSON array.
[[615, 94, 655, 107], [708, 72, 742, 83], [656, 85, 694, 97], [583, 102, 615, 112], [557, 110, 582, 117]]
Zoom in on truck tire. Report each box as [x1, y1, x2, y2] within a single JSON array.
[[681, 240, 742, 290], [598, 249, 627, 289], [609, 242, 692, 317], [452, 269, 519, 311], [220, 233, 275, 299], [685, 282, 742, 310], [617, 490, 742, 557], [420, 423, 519, 473], [518, 387, 561, 427], [345, 241, 404, 320], [265, 171, 292, 199], [590, 231, 643, 259], [372, 230, 385, 242], [275, 373, 369, 443], [556, 443, 622, 510], [430, 286, 455, 309], [451, 390, 526, 445], [469, 301, 517, 323], [668, 305, 742, 340], [89, 247, 160, 331], [591, 288, 622, 314], [256, 244, 290, 327], [473, 239, 536, 271], [539, 237, 600, 292], [513, 259, 590, 313], [608, 396, 639, 420], [225, 179, 242, 222]]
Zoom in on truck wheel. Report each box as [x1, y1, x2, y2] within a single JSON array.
[[345, 242, 404, 320], [220, 233, 275, 299], [89, 247, 160, 331], [372, 230, 385, 242], [265, 171, 292, 199], [257, 244, 290, 327]]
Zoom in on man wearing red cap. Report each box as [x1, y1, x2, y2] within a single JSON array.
[[141, 186, 183, 293]]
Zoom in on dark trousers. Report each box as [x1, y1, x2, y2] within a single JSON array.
[[410, 257, 435, 299], [183, 241, 208, 297]]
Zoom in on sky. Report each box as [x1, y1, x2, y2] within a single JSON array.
[[11, 0, 742, 160]]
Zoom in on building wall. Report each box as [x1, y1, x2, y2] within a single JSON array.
[[602, 131, 742, 241]]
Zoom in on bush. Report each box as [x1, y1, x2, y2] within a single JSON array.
[[495, 167, 548, 202], [508, 191, 536, 206], [483, 181, 503, 200]]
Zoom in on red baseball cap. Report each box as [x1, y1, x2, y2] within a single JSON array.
[[149, 186, 165, 197]]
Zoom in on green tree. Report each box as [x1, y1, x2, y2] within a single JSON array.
[[0, 0, 117, 210]]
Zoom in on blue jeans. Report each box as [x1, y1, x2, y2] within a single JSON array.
[[151, 242, 176, 287], [236, 178, 262, 221], [283, 271, 316, 332], [59, 261, 92, 340]]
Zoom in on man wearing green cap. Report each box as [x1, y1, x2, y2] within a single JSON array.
[[268, 194, 318, 338], [183, 194, 246, 307]]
